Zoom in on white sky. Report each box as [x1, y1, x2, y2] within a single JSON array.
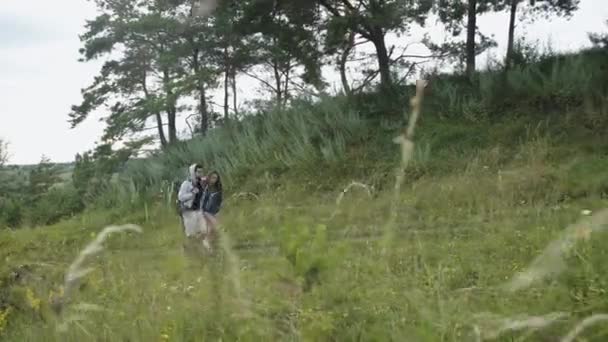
[[0, 0, 606, 165]]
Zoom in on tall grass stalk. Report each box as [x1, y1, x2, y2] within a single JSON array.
[[52, 224, 142, 324], [465, 209, 608, 340], [382, 79, 428, 252], [562, 314, 608, 342], [503, 208, 608, 292], [472, 311, 568, 340], [330, 181, 373, 219]]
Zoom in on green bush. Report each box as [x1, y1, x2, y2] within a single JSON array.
[[123, 96, 367, 192], [0, 199, 23, 229], [28, 185, 83, 226], [427, 48, 608, 120]]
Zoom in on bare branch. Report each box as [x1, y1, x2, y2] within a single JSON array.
[[242, 70, 278, 92], [353, 37, 371, 46], [388, 41, 420, 59], [388, 41, 450, 64], [141, 123, 169, 131], [184, 114, 197, 136], [352, 69, 380, 93], [394, 53, 451, 61], [288, 78, 323, 98], [396, 61, 424, 85]]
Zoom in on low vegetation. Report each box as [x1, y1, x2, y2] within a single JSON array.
[[1, 43, 608, 340]]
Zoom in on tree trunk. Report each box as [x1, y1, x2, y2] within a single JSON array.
[[272, 59, 283, 107], [465, 0, 477, 79], [339, 31, 355, 95], [155, 113, 168, 147], [339, 55, 351, 95], [505, 0, 519, 71], [283, 63, 290, 108], [224, 67, 230, 120], [192, 49, 209, 135], [199, 86, 208, 133], [370, 28, 392, 91], [187, 5, 209, 135], [162, 69, 177, 144], [142, 69, 167, 147], [231, 70, 238, 117], [167, 108, 177, 144], [223, 46, 230, 120]]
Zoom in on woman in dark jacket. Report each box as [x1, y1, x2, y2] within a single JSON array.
[[201, 171, 223, 251], [202, 171, 223, 216]]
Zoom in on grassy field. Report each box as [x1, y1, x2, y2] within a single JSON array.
[[1, 48, 608, 341], [2, 108, 608, 341]]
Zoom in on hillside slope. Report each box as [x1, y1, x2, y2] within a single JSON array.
[[1, 50, 608, 341], [2, 109, 608, 341]]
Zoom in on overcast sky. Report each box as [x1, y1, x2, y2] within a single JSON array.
[[1, 0, 606, 165]]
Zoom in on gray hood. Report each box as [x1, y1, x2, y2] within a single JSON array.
[[188, 164, 199, 184]]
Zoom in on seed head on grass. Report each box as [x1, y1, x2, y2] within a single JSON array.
[[336, 182, 373, 204], [467, 210, 608, 340], [382, 79, 428, 252], [52, 224, 142, 316], [66, 224, 142, 286], [330, 181, 373, 219], [561, 314, 608, 342], [472, 311, 568, 340], [474, 312, 608, 341], [502, 208, 608, 292]]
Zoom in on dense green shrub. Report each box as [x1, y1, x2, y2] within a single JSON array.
[[0, 199, 23, 229], [426, 48, 608, 120], [123, 96, 367, 190], [27, 185, 83, 227]]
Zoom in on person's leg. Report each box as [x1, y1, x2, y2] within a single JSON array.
[[181, 210, 210, 256], [202, 213, 219, 250], [180, 210, 191, 254], [191, 211, 211, 252], [182, 210, 196, 236]]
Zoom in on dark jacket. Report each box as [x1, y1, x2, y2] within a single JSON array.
[[202, 188, 222, 215]]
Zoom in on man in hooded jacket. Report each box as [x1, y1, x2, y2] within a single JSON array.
[[177, 164, 212, 250]]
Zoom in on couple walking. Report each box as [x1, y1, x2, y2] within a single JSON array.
[[177, 164, 223, 252]]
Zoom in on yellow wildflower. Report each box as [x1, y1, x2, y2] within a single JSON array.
[[48, 286, 65, 302], [26, 288, 41, 312], [0, 307, 11, 334]]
